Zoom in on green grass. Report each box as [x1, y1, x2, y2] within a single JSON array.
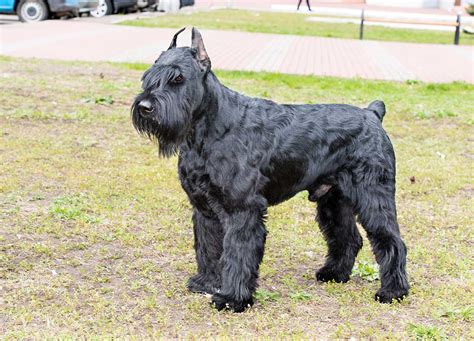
[[352, 260, 379, 282], [408, 323, 446, 340], [120, 9, 474, 45], [49, 194, 102, 224], [1, 56, 473, 338]]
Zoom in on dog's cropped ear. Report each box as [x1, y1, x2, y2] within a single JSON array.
[[191, 27, 211, 72], [168, 27, 186, 50]]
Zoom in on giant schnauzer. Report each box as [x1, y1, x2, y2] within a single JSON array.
[[131, 27, 409, 312]]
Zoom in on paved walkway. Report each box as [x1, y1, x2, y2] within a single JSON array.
[[1, 20, 473, 83]]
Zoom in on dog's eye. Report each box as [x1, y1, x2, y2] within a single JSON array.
[[172, 74, 184, 84]]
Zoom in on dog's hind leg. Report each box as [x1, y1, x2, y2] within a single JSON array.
[[316, 186, 363, 283], [187, 209, 224, 295], [356, 186, 409, 303]]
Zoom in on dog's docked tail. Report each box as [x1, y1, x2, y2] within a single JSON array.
[[367, 100, 386, 122]]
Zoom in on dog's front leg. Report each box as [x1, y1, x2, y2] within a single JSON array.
[[187, 209, 224, 295], [211, 205, 267, 313]]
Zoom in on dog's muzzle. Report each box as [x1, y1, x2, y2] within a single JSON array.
[[137, 99, 154, 118]]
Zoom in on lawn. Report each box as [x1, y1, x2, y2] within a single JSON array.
[[120, 9, 474, 46], [1, 56, 473, 338]]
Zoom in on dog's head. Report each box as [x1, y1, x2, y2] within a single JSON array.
[[131, 27, 211, 157]]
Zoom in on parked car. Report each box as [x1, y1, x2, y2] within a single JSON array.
[[180, 0, 193, 7], [136, 0, 152, 11], [89, 0, 136, 17], [137, 0, 193, 12], [0, 0, 98, 22], [157, 0, 193, 12]]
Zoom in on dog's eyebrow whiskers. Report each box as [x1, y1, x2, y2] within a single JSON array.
[[143, 65, 184, 89]]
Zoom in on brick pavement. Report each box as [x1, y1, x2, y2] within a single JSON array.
[[0, 20, 472, 83]]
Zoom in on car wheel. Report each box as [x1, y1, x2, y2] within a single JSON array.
[[90, 0, 113, 17], [17, 0, 49, 22]]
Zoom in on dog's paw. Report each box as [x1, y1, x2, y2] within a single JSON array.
[[374, 288, 408, 303], [187, 274, 219, 295], [316, 266, 350, 283], [211, 293, 253, 313]]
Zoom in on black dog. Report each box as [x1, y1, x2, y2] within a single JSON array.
[[132, 28, 409, 312]]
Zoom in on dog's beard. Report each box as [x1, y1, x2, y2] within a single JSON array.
[[132, 92, 192, 157]]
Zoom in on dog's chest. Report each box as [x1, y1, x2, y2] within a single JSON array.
[[178, 149, 214, 213]]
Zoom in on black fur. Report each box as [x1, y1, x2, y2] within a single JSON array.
[[368, 100, 386, 122], [131, 28, 409, 312]]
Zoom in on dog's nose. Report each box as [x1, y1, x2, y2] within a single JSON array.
[[138, 99, 154, 117]]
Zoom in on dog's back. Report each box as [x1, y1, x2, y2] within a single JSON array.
[[259, 100, 394, 207]]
